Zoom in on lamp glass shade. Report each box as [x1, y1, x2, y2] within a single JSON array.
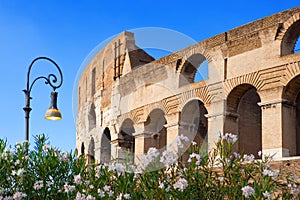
[[45, 91, 62, 120]]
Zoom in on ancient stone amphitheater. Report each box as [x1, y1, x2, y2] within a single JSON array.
[[76, 6, 300, 169]]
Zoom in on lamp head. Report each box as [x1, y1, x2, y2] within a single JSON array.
[[45, 91, 62, 120]]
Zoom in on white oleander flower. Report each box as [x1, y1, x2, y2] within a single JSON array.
[[115, 162, 126, 175], [188, 153, 201, 165], [158, 181, 164, 189], [75, 192, 86, 200], [263, 191, 271, 200], [173, 177, 188, 191], [33, 180, 44, 190], [175, 134, 189, 148], [241, 185, 255, 198], [64, 183, 75, 193], [262, 169, 279, 180], [218, 177, 224, 182], [139, 147, 160, 169], [243, 154, 255, 163], [13, 192, 27, 200], [103, 185, 111, 191], [258, 150, 262, 157], [74, 174, 82, 185], [86, 195, 96, 200], [160, 149, 178, 167], [123, 193, 130, 199], [98, 189, 105, 198], [221, 133, 238, 144], [108, 190, 114, 197]]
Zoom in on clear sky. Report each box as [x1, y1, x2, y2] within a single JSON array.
[[0, 0, 299, 152]]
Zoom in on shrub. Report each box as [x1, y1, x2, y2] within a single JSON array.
[[0, 133, 298, 199]]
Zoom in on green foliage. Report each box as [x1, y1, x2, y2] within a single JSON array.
[[0, 133, 299, 199]]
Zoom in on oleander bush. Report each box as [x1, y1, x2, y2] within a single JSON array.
[[0, 133, 299, 200]]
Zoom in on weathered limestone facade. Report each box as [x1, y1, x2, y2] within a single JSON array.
[[76, 6, 300, 163]]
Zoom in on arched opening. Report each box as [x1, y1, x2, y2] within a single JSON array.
[[88, 104, 96, 131], [75, 148, 78, 157], [180, 100, 208, 161], [296, 93, 300, 155], [88, 137, 95, 163], [281, 20, 300, 55], [100, 127, 111, 163], [81, 142, 85, 156], [225, 84, 262, 157], [295, 37, 300, 54], [144, 109, 167, 152], [119, 119, 135, 162], [91, 68, 96, 96], [282, 75, 300, 156], [179, 54, 208, 87]]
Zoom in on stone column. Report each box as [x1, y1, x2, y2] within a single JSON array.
[[282, 102, 297, 156], [134, 131, 153, 164], [205, 100, 227, 152], [110, 139, 120, 161], [223, 111, 239, 151], [259, 99, 296, 158], [165, 112, 180, 151]]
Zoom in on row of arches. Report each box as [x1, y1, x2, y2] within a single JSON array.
[[79, 73, 300, 163], [78, 13, 300, 163], [79, 127, 112, 163], [85, 30, 300, 135], [78, 99, 209, 163], [225, 74, 300, 157]]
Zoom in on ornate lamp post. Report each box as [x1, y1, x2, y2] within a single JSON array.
[[23, 57, 63, 142]]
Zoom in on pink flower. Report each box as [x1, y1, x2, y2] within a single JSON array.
[[86, 195, 95, 200], [74, 174, 82, 185], [13, 192, 27, 200], [33, 180, 44, 190]]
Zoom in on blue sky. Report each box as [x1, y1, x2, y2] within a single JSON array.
[[0, 1, 299, 151]]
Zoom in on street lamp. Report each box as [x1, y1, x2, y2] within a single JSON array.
[[23, 57, 63, 142]]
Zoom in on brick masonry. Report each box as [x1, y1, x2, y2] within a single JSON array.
[[76, 6, 300, 165]]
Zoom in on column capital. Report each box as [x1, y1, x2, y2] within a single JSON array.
[[258, 98, 293, 109], [164, 122, 179, 129], [225, 111, 239, 118], [205, 112, 223, 119], [134, 131, 153, 138]]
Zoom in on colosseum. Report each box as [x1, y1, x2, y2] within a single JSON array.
[[76, 6, 300, 164]]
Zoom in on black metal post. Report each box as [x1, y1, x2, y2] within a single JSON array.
[[23, 90, 32, 141], [23, 57, 63, 143]]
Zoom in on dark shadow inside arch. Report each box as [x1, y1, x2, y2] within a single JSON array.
[[81, 142, 85, 156], [88, 104, 96, 131], [296, 92, 300, 155], [88, 137, 95, 163], [180, 99, 208, 162], [119, 119, 135, 162], [100, 127, 111, 163], [75, 148, 78, 157], [144, 109, 167, 152], [282, 75, 300, 156], [225, 84, 262, 158]]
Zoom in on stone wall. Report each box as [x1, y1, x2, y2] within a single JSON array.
[[76, 6, 300, 164]]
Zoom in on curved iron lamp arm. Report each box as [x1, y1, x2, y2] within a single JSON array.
[[25, 56, 63, 94], [23, 56, 63, 142]]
